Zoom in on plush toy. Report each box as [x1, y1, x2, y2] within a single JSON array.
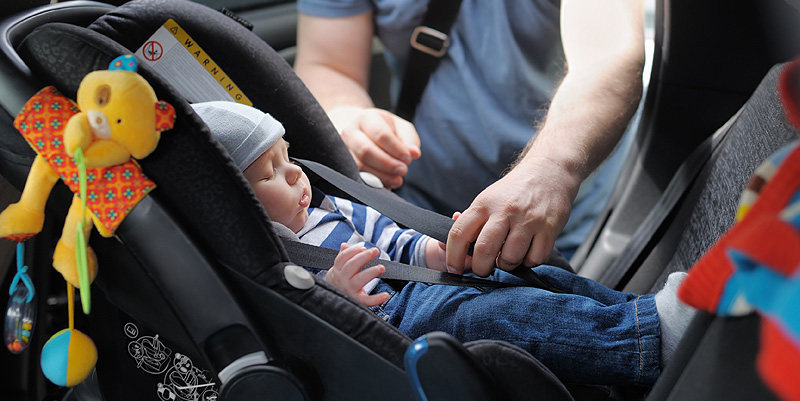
[[0, 55, 176, 387], [678, 59, 800, 401]]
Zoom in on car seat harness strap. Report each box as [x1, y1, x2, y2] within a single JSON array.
[[292, 158, 564, 292]]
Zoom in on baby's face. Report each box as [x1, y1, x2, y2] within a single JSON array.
[[243, 138, 311, 232]]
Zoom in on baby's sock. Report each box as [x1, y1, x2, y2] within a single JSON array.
[[654, 271, 695, 367]]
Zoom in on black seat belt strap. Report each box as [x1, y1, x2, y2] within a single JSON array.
[[296, 158, 571, 271], [598, 109, 742, 288], [293, 158, 567, 291], [296, 158, 452, 240], [282, 238, 520, 288], [395, 0, 463, 121]]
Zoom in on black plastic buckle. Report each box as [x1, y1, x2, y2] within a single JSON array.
[[410, 26, 450, 57]]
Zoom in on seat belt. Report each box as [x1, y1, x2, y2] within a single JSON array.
[[291, 158, 566, 292], [395, 0, 463, 121], [598, 108, 742, 289], [281, 237, 520, 289]]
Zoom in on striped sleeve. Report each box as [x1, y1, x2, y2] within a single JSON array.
[[331, 197, 430, 267]]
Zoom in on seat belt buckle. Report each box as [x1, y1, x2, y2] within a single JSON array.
[[410, 26, 450, 57]]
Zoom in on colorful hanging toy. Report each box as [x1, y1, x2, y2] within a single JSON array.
[[4, 243, 36, 354], [0, 55, 175, 387], [678, 59, 800, 401]]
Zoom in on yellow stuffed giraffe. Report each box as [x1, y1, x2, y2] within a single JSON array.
[[0, 55, 175, 289]]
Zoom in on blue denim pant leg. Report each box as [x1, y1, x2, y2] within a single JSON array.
[[370, 265, 660, 386]]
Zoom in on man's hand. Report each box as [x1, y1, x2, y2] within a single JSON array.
[[329, 106, 421, 189], [446, 157, 580, 277], [326, 243, 390, 307]]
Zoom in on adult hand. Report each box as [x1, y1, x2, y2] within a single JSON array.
[[326, 243, 390, 307], [446, 157, 581, 277], [328, 106, 421, 189]]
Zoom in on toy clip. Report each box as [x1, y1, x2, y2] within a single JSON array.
[[4, 242, 37, 354]]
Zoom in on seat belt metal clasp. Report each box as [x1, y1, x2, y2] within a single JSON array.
[[410, 26, 450, 57]]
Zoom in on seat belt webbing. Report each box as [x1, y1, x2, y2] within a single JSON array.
[[599, 108, 742, 289], [291, 158, 563, 291], [282, 239, 519, 288]]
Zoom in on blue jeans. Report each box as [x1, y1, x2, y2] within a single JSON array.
[[370, 265, 661, 386]]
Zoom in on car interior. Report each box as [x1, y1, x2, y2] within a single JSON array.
[[0, 0, 799, 400]]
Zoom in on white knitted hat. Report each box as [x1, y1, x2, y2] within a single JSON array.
[[191, 101, 285, 171]]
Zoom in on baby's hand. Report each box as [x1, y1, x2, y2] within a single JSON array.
[[327, 243, 390, 307]]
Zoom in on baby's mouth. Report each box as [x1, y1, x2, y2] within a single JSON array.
[[299, 188, 310, 208]]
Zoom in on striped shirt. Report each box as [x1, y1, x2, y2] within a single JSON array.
[[297, 188, 431, 292]]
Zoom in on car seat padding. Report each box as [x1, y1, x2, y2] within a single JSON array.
[[14, 14, 571, 401], [18, 22, 288, 276], [622, 62, 800, 294], [87, 0, 359, 183]]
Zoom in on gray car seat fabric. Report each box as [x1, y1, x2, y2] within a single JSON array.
[[639, 61, 799, 401], [4, 3, 587, 401], [86, 0, 360, 184], [620, 62, 800, 295], [3, 0, 799, 399]]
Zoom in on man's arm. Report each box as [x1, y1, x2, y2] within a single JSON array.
[[295, 12, 420, 188], [446, 0, 645, 276]]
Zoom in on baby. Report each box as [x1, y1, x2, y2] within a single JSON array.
[[192, 101, 695, 386]]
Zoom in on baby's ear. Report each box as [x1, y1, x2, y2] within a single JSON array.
[[155, 101, 176, 132]]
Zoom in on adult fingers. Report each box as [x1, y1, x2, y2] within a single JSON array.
[[354, 112, 411, 169], [446, 208, 487, 275], [341, 125, 406, 188], [391, 114, 421, 159], [363, 110, 415, 165], [496, 226, 535, 271], [524, 231, 556, 268], [470, 215, 510, 276]]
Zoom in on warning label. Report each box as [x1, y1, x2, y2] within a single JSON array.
[[142, 41, 163, 62], [135, 19, 252, 106]]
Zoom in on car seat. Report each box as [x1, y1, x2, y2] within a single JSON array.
[[1, 1, 798, 401], [0, 1, 593, 401], [571, 0, 800, 283]]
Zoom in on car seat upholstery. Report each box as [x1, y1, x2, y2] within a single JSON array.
[[1, 1, 583, 400], [641, 61, 799, 401], [573, 0, 800, 281], [621, 62, 800, 295], [1, 0, 798, 400]]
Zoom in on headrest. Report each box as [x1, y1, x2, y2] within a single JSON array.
[[17, 21, 288, 277], [88, 0, 359, 180]]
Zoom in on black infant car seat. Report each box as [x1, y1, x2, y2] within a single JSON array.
[[1, 0, 799, 400], [0, 1, 587, 400]]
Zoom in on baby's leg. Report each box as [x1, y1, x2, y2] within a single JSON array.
[[376, 277, 661, 386]]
